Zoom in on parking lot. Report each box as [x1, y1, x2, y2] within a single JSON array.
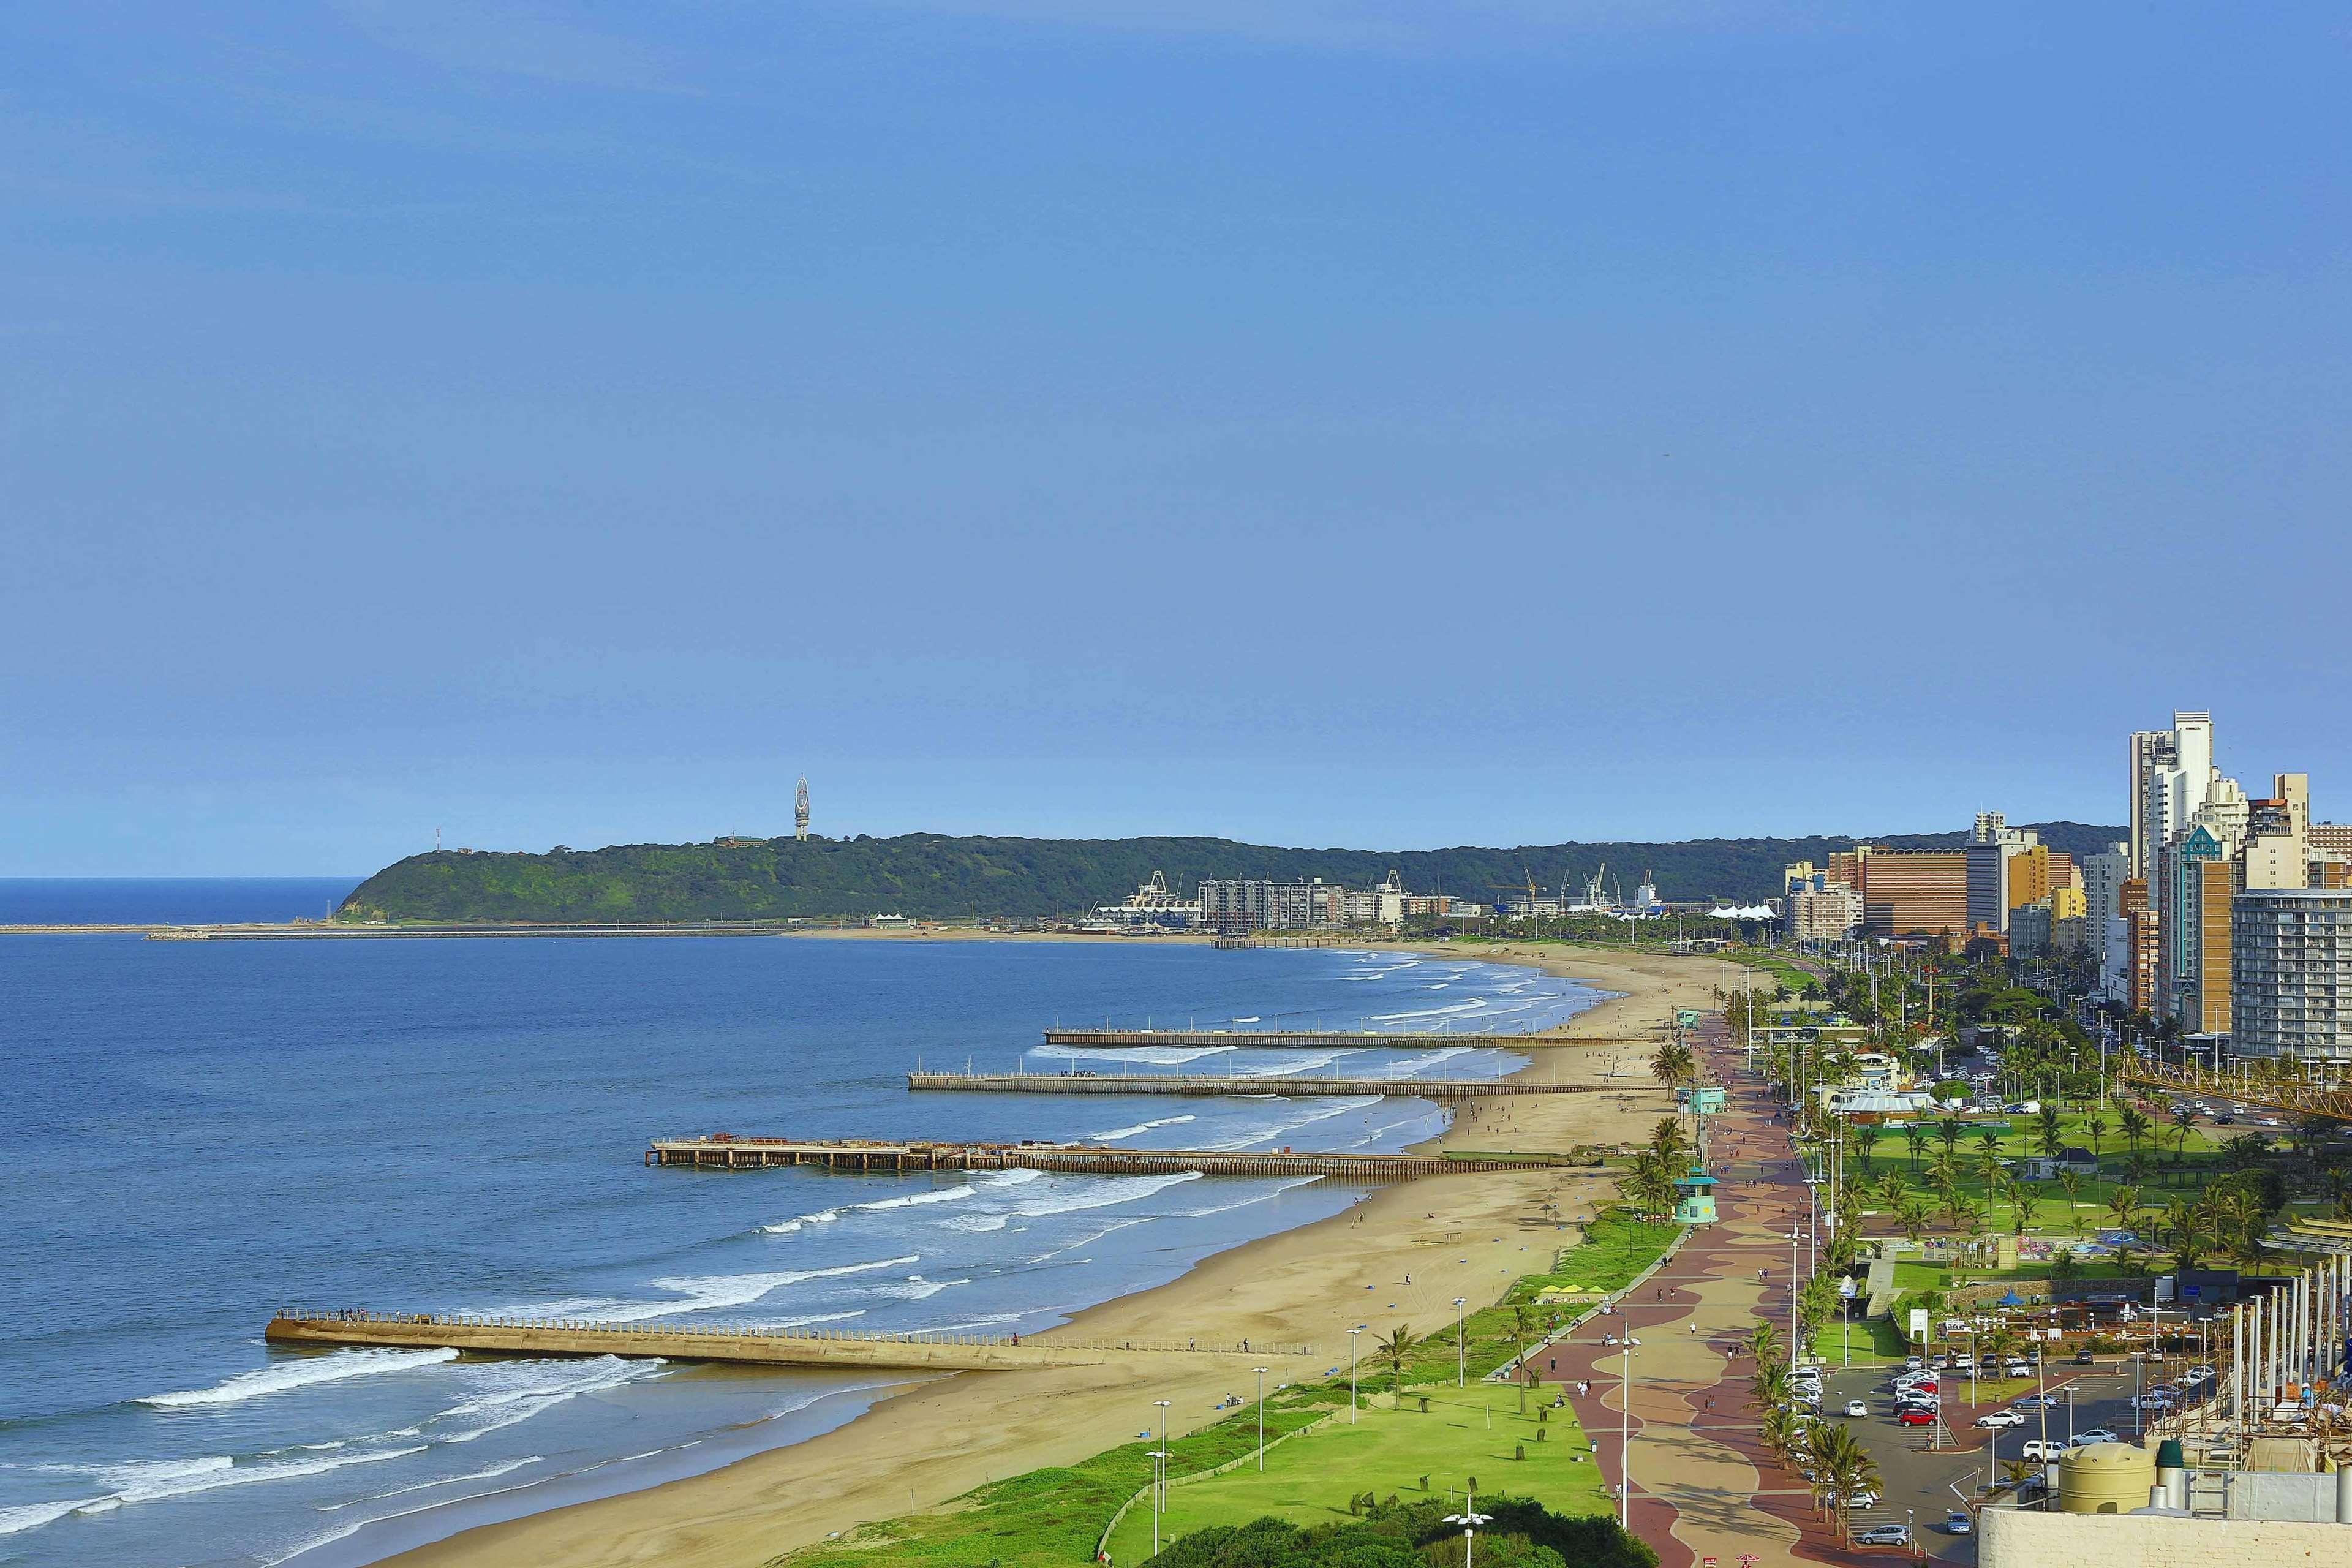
[[1790, 1353, 2200, 1559]]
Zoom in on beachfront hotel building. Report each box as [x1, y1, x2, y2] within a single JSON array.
[[2230, 888, 2352, 1064], [1845, 848, 1968, 941], [1787, 883, 1862, 941]]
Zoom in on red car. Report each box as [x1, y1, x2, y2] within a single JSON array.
[[1897, 1406, 1937, 1426]]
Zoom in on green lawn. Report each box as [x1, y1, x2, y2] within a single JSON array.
[[1106, 1384, 1610, 1566]]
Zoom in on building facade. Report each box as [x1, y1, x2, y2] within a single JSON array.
[[2231, 888, 2352, 1063], [1854, 849, 1968, 940], [1196, 878, 1278, 935], [1787, 883, 1863, 941]]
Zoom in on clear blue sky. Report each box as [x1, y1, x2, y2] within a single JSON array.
[[4, 4, 2346, 875]]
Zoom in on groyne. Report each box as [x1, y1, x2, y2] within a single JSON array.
[[907, 1069, 1608, 1099], [647, 1136, 1578, 1180]]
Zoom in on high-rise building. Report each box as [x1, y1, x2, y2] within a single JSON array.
[[1827, 847, 1870, 891], [2187, 858, 2236, 1035], [2088, 846, 2145, 982], [2007, 843, 2051, 910], [2159, 823, 2225, 1023], [2121, 878, 2157, 1014], [1854, 849, 1967, 940], [1197, 878, 1278, 935], [2242, 772, 2311, 890], [1787, 884, 1863, 941], [2231, 888, 2352, 1064]]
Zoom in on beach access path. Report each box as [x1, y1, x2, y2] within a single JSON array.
[[1545, 1014, 1880, 1568], [378, 941, 1720, 1568]]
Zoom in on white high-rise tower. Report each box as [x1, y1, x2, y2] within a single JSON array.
[[794, 776, 810, 841]]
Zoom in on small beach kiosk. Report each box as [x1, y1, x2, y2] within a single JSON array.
[[1672, 1166, 1718, 1225]]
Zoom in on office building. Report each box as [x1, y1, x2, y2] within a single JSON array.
[[2185, 856, 2236, 1034], [2081, 843, 2130, 979], [2122, 878, 2157, 1014], [2159, 823, 2226, 1022], [2231, 888, 2352, 1064]]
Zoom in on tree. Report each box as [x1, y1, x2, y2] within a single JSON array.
[[1904, 1123, 1930, 1175], [2106, 1185, 2143, 1240], [1806, 1424, 1882, 1536], [2170, 1106, 2197, 1170], [1875, 1169, 1905, 1212], [1651, 1041, 1697, 1094], [1898, 1196, 1931, 1242], [1375, 1324, 1417, 1408], [2084, 1109, 2108, 1163], [2054, 1170, 2084, 1235], [1937, 1117, 1964, 1162], [1508, 1304, 1539, 1414], [2035, 1105, 2064, 1159], [2119, 1102, 2152, 1164], [2010, 1180, 2041, 1239], [1857, 1124, 1882, 1174], [2160, 1199, 2209, 1272]]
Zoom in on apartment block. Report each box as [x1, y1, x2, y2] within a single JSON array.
[[2231, 888, 2352, 1063]]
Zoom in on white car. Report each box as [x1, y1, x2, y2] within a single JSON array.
[[2130, 1392, 2176, 1411], [2003, 1362, 2032, 1378], [1975, 1409, 2026, 1428], [1843, 1400, 1869, 1418], [2020, 1439, 2068, 1461], [2075, 1427, 2120, 1444]]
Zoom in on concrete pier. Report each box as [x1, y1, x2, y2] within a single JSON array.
[[647, 1136, 1576, 1180], [265, 1311, 1302, 1371], [907, 1069, 1605, 1100], [1040, 1028, 1647, 1049]]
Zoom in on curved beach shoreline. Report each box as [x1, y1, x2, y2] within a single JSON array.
[[363, 941, 1729, 1568]]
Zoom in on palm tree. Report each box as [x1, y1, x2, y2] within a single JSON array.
[[2161, 1199, 2208, 1271], [2118, 1103, 2152, 1167], [2084, 1109, 2108, 1164], [1507, 1304, 1537, 1413], [1937, 1117, 1964, 1163], [1904, 1123, 1930, 1175], [1875, 1169, 1905, 1212], [2010, 1180, 2041, 1239], [1748, 1320, 1784, 1368], [2106, 1184, 2143, 1240], [2054, 1169, 2085, 1235], [2170, 1106, 2197, 1174], [1807, 1424, 1882, 1536], [2035, 1105, 2064, 1158], [1898, 1196, 1931, 1242], [1374, 1323, 1417, 1408], [1956, 1202, 1988, 1267], [1651, 1041, 1697, 1093], [1857, 1124, 1881, 1174]]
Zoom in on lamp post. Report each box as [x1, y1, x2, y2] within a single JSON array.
[[1444, 1485, 1493, 1568], [1619, 1335, 1642, 1528], [1147, 1448, 1169, 1557], [1254, 1366, 1268, 1471], [1155, 1399, 1172, 1512], [1349, 1327, 1365, 1423], [1455, 1298, 1469, 1387]]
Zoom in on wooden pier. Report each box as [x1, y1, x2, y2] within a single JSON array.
[[1041, 1028, 1649, 1049], [907, 1069, 1606, 1100], [265, 1310, 1302, 1373], [647, 1136, 1576, 1180]]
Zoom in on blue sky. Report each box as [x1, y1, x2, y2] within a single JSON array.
[[3, 4, 2347, 874]]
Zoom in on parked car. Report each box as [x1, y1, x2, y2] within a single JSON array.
[[1975, 1409, 2025, 1428], [2072, 1349, 2097, 1365], [1904, 1355, 1924, 1371], [2003, 1361, 2032, 1378], [1842, 1400, 1869, 1418], [2130, 1392, 2176, 1410], [2013, 1393, 2055, 1409], [1853, 1525, 1912, 1547], [1897, 1406, 1937, 1426], [1944, 1511, 1973, 1536], [2075, 1427, 2120, 1444], [2021, 1439, 2068, 1461]]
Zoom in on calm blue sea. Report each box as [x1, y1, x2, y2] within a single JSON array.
[[0, 886, 1604, 1568], [0, 880, 362, 926]]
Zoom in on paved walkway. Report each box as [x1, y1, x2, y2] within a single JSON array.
[[1541, 1017, 1888, 1568]]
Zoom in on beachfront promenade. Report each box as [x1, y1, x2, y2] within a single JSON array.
[[1042, 1028, 1653, 1048], [647, 1135, 1581, 1178], [906, 1068, 1613, 1099], [265, 1311, 1305, 1373]]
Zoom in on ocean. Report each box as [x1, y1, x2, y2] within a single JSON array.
[[0, 886, 1605, 1568]]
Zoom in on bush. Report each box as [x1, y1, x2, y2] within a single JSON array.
[[1932, 1080, 1969, 1102], [1144, 1496, 1655, 1568]]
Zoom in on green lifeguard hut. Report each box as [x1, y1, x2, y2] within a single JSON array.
[[1672, 1166, 1718, 1225], [1677, 1084, 1727, 1117], [1675, 1008, 1703, 1029]]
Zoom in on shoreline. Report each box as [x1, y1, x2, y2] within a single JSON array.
[[357, 940, 1727, 1568]]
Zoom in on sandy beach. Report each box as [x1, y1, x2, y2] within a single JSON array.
[[379, 940, 1734, 1568]]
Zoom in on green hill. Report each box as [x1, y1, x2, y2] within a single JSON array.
[[336, 823, 2124, 924]]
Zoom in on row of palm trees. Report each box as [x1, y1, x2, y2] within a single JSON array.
[[1746, 1322, 1883, 1537]]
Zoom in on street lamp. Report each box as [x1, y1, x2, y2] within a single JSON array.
[[1254, 1367, 1268, 1471], [1146, 1449, 1169, 1557], [1455, 1298, 1469, 1387], [1349, 1327, 1365, 1423], [1619, 1335, 1642, 1528], [1155, 1400, 1172, 1512], [1444, 1484, 1493, 1568]]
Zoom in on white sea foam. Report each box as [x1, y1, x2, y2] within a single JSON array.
[[418, 1356, 664, 1445], [935, 1212, 1011, 1232], [1025, 1215, 1154, 1263], [1179, 1175, 1325, 1218], [139, 1348, 460, 1408], [0, 1498, 108, 1537], [1202, 1095, 1384, 1151], [1013, 1170, 1201, 1218], [867, 1275, 971, 1300], [323, 1455, 544, 1510], [1090, 1114, 1196, 1141], [764, 1309, 867, 1329], [1234, 1052, 1341, 1077], [1033, 1043, 1237, 1066], [1370, 1046, 1474, 1079], [1370, 1000, 1490, 1023], [583, 1255, 919, 1323]]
